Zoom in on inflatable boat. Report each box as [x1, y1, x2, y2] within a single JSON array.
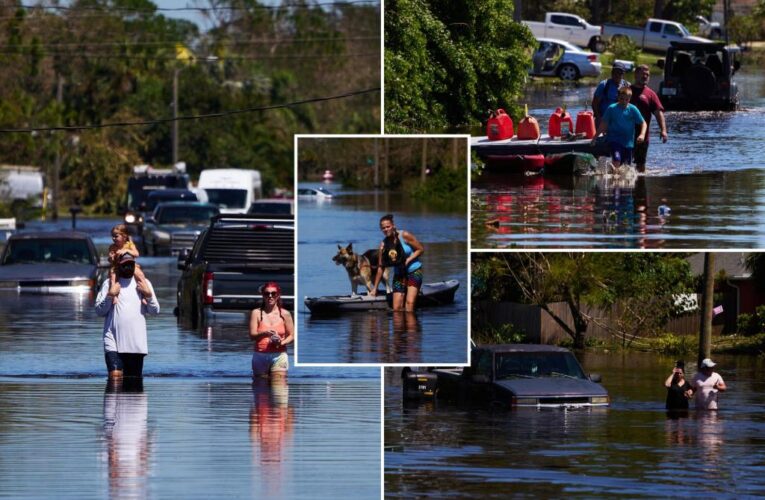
[[304, 280, 459, 314]]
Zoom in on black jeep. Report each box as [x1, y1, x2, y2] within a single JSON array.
[[657, 41, 741, 111]]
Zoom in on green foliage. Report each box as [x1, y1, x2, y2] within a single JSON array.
[[385, 0, 535, 132], [662, 0, 717, 28], [0, 1, 380, 214], [739, 306, 765, 336], [407, 167, 467, 211], [607, 36, 640, 63], [727, 15, 763, 47], [647, 333, 698, 355], [472, 323, 529, 345]]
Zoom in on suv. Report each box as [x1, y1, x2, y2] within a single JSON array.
[[657, 41, 740, 111], [121, 164, 190, 240], [175, 214, 294, 328]]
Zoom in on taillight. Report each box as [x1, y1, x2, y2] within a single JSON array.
[[664, 79, 674, 87], [587, 54, 597, 62], [202, 272, 214, 304]]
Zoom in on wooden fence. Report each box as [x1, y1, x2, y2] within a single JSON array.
[[472, 296, 724, 344]]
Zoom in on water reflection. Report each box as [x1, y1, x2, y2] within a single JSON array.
[[102, 378, 150, 500], [250, 380, 294, 497], [306, 310, 423, 363]]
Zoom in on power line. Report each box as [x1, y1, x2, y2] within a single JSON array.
[[0, 87, 380, 133]]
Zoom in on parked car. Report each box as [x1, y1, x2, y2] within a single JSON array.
[[142, 202, 219, 256], [0, 231, 105, 294], [696, 15, 723, 40], [409, 344, 609, 409], [297, 187, 334, 199], [657, 42, 740, 111], [144, 189, 199, 213], [176, 214, 294, 328], [523, 12, 604, 52], [530, 38, 602, 80], [248, 198, 294, 217], [602, 18, 711, 53]]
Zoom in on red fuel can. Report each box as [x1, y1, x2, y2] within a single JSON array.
[[486, 109, 514, 141], [548, 107, 574, 138], [575, 110, 596, 139], [517, 115, 541, 140]]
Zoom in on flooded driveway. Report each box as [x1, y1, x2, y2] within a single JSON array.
[[472, 64, 765, 248], [298, 184, 469, 364], [0, 218, 381, 497], [385, 353, 765, 497]]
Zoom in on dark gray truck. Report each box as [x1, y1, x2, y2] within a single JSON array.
[[175, 214, 294, 328]]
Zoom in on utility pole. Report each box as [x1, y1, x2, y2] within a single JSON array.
[[52, 73, 64, 222], [172, 69, 179, 164], [698, 252, 715, 367]]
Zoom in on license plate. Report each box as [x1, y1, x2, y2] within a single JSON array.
[[662, 87, 677, 96]]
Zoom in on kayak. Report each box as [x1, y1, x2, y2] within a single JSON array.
[[304, 280, 459, 314]]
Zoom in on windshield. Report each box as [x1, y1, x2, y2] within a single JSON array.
[[157, 206, 219, 224], [495, 352, 586, 380], [204, 189, 248, 209], [146, 192, 197, 211], [3, 239, 94, 265]]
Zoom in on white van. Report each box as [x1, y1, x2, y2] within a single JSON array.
[[197, 168, 262, 214]]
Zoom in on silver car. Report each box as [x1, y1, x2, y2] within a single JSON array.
[[530, 38, 603, 80], [0, 232, 104, 294]]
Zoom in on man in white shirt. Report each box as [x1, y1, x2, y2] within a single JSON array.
[[96, 253, 160, 379], [692, 358, 727, 410]]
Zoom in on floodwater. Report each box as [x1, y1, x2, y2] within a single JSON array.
[[472, 64, 765, 248], [385, 352, 765, 497], [0, 218, 381, 498], [297, 183, 469, 364]]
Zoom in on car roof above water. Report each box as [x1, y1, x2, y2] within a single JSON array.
[[477, 344, 572, 353]]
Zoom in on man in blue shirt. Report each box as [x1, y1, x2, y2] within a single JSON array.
[[591, 86, 646, 168], [591, 61, 630, 128]]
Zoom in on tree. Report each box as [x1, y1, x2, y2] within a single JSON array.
[[472, 253, 695, 349], [384, 0, 535, 132]]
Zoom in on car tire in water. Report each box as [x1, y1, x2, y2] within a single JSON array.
[[557, 64, 580, 81]]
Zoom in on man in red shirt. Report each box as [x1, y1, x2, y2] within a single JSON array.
[[630, 64, 669, 173]]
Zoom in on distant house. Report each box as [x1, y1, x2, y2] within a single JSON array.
[[687, 253, 765, 333]]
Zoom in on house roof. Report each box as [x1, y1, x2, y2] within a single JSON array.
[[687, 253, 752, 279]]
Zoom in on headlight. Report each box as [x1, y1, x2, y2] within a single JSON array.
[[124, 213, 136, 224], [590, 396, 609, 405], [153, 230, 171, 243]]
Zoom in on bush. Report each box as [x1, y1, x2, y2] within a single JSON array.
[[648, 333, 698, 355], [727, 15, 762, 48], [407, 167, 467, 211], [737, 307, 765, 336], [472, 323, 529, 345], [607, 36, 640, 63]]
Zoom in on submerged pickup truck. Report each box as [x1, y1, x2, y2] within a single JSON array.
[[601, 18, 711, 52], [523, 12, 604, 52], [175, 214, 294, 328], [403, 344, 609, 409]]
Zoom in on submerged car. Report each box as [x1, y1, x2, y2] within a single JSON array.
[[297, 187, 334, 199], [425, 344, 609, 408], [530, 38, 603, 80], [0, 232, 103, 294], [142, 202, 220, 256]]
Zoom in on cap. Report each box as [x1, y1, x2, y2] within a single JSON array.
[[119, 253, 136, 264], [700, 358, 716, 368], [612, 62, 626, 72]]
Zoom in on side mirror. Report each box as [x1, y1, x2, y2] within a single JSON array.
[[589, 373, 602, 383], [657, 59, 665, 70], [177, 248, 191, 270]]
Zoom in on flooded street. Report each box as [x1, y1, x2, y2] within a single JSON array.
[[472, 64, 765, 248], [385, 353, 765, 497], [298, 184, 468, 364], [0, 218, 381, 498]]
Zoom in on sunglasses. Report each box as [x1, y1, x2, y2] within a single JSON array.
[[263, 291, 278, 297]]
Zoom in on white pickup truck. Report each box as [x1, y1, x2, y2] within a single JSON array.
[[523, 12, 604, 52], [601, 18, 711, 52]]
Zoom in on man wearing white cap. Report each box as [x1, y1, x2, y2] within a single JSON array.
[[692, 358, 727, 410]]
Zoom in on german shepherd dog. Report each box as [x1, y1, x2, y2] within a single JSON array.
[[332, 243, 390, 295]]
